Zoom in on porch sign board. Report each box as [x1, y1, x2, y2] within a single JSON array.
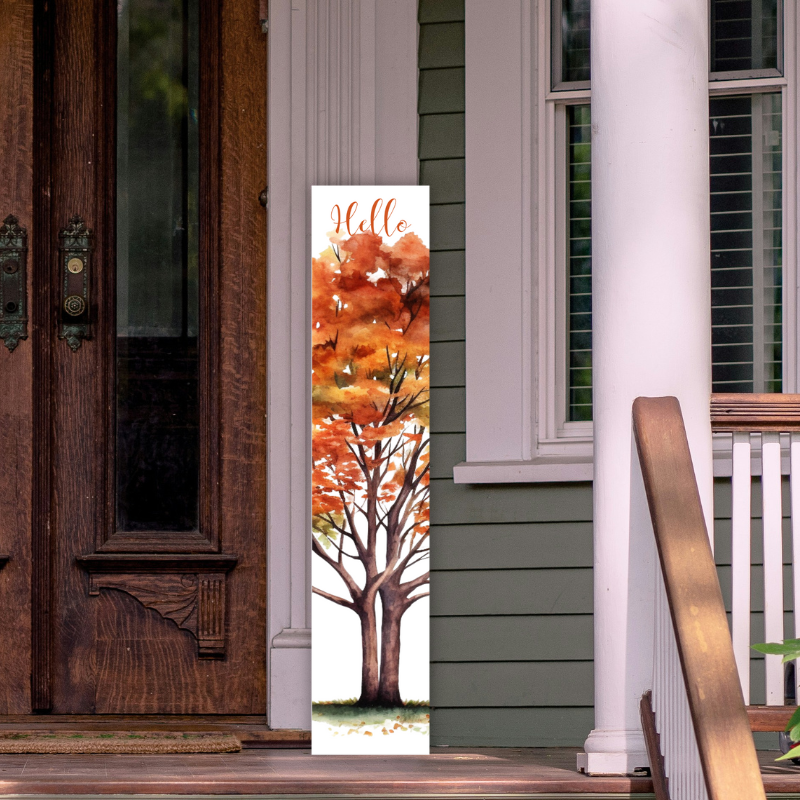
[[311, 186, 430, 755]]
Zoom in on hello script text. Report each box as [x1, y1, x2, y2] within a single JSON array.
[[330, 198, 410, 238]]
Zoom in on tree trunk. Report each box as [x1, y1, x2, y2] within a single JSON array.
[[377, 589, 405, 706], [356, 600, 380, 705]]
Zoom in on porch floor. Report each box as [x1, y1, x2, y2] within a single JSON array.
[[0, 746, 651, 796], [0, 747, 798, 797]]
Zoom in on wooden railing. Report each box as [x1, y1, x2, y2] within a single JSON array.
[[633, 396, 765, 800]]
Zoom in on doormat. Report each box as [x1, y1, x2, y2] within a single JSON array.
[[0, 732, 241, 754]]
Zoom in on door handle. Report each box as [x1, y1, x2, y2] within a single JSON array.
[[58, 215, 93, 351], [0, 215, 28, 352]]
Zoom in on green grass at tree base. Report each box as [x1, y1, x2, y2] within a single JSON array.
[[312, 702, 430, 726]]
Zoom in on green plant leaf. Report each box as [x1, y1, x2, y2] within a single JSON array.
[[776, 745, 800, 762], [786, 706, 800, 734], [752, 641, 800, 659]]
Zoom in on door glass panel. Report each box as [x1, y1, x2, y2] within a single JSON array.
[[116, 0, 200, 532]]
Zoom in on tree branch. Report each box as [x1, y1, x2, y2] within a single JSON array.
[[400, 571, 430, 596], [312, 586, 355, 610], [404, 590, 429, 608], [312, 534, 362, 600], [336, 495, 367, 559]]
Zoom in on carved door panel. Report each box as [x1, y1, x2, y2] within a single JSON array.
[[20, 0, 267, 714]]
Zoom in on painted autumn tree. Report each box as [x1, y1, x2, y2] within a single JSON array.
[[312, 230, 430, 707]]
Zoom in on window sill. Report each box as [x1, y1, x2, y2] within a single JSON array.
[[452, 436, 792, 483], [453, 456, 593, 484]]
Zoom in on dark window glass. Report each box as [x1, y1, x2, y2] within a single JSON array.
[[555, 0, 590, 87], [711, 0, 781, 75], [567, 104, 592, 421], [116, 0, 200, 531], [710, 93, 782, 392]]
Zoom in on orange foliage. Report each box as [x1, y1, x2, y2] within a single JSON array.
[[312, 231, 430, 521]]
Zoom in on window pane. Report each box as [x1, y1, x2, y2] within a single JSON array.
[[563, 94, 784, 422], [555, 0, 590, 86], [567, 104, 592, 422], [116, 0, 201, 531], [711, 0, 780, 75], [710, 92, 782, 393]]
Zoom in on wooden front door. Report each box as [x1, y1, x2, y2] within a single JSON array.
[[0, 0, 266, 715]]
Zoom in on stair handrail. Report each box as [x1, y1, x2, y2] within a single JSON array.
[[633, 396, 764, 800]]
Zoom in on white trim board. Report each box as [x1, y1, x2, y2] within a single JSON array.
[[266, 0, 418, 729]]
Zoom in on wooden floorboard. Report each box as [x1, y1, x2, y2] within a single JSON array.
[[0, 747, 656, 796], [760, 748, 800, 794]]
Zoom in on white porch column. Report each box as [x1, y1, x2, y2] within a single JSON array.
[[577, 0, 714, 776]]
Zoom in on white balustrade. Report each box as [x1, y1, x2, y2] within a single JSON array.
[[652, 570, 709, 800], [762, 433, 785, 704], [792, 433, 800, 702], [726, 430, 796, 706], [731, 432, 752, 702]]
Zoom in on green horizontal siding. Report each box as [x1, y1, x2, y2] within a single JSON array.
[[430, 482, 593, 525], [421, 0, 594, 747], [418, 0, 465, 24], [432, 570, 593, 616], [430, 296, 465, 341], [419, 23, 465, 68], [430, 204, 465, 250], [432, 662, 593, 707], [430, 341, 465, 387], [429, 250, 465, 295], [419, 114, 465, 159], [420, 159, 465, 204], [432, 522, 593, 570], [430, 434, 465, 479], [432, 615, 594, 661], [419, 69, 465, 114], [429, 391, 465, 433], [432, 708, 596, 748]]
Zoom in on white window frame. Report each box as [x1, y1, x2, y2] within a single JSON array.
[[455, 0, 800, 484]]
